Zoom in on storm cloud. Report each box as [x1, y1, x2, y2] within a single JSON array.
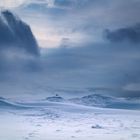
[[0, 10, 39, 56], [0, 10, 40, 75], [105, 24, 140, 44]]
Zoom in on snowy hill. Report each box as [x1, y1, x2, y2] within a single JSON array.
[[0, 97, 140, 140], [70, 94, 140, 109], [0, 10, 39, 56], [45, 94, 65, 102], [69, 94, 115, 107]]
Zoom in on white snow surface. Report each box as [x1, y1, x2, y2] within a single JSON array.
[[0, 99, 140, 140]]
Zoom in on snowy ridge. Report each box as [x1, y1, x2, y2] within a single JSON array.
[[69, 94, 114, 107], [69, 94, 140, 110], [43, 94, 140, 110], [45, 94, 65, 102], [1, 93, 140, 111], [0, 97, 31, 109]]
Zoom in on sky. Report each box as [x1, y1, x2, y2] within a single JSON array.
[[0, 0, 139, 48], [0, 0, 140, 99]]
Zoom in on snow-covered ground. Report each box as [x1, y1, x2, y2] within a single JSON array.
[[0, 99, 140, 140]]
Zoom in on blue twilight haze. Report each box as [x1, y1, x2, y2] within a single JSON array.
[[0, 0, 140, 99]]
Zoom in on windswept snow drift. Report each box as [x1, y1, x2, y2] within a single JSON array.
[[0, 97, 32, 109], [0, 98, 140, 140]]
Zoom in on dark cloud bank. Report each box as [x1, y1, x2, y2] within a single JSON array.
[[0, 10, 39, 56], [105, 24, 140, 44], [0, 10, 140, 99], [0, 10, 40, 73]]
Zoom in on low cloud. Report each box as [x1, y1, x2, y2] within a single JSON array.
[[0, 10, 40, 75], [105, 24, 140, 44], [0, 10, 39, 56]]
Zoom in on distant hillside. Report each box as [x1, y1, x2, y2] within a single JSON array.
[[69, 94, 140, 110]]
